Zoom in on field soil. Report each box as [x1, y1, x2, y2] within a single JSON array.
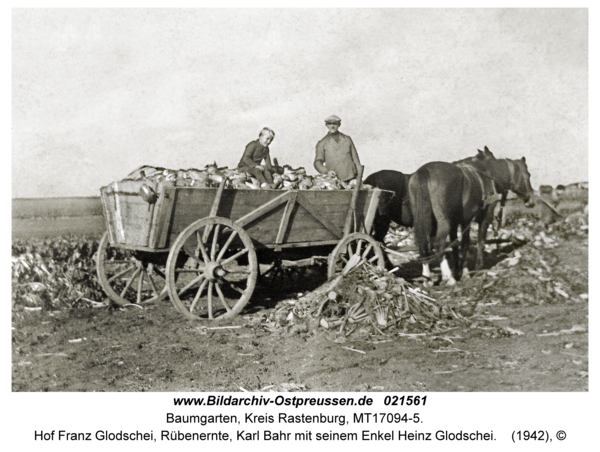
[[12, 219, 588, 392]]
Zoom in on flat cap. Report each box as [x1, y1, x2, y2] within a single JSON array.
[[324, 115, 342, 124]]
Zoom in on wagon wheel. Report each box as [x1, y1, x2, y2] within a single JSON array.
[[166, 217, 258, 320], [96, 232, 169, 306], [328, 232, 385, 278]]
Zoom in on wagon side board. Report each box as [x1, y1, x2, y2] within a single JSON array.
[[164, 187, 389, 249], [100, 182, 392, 252], [101, 180, 169, 249]]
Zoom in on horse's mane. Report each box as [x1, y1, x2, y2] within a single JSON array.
[[453, 154, 487, 173]]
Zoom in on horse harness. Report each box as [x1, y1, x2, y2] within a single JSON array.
[[456, 163, 500, 206], [457, 162, 510, 229], [399, 165, 501, 266]]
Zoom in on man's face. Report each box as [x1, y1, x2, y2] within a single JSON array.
[[326, 122, 340, 134], [259, 133, 274, 146]]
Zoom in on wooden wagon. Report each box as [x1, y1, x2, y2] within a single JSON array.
[[97, 168, 393, 320]]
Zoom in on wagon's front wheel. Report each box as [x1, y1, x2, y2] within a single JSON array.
[[328, 233, 385, 278], [166, 217, 258, 320], [96, 232, 169, 306]]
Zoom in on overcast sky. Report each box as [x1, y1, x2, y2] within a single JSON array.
[[12, 8, 588, 198]]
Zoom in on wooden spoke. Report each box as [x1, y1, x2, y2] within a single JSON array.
[[177, 273, 205, 298], [211, 224, 220, 261], [362, 243, 374, 259], [220, 248, 249, 267], [107, 265, 136, 283], [356, 239, 363, 257], [216, 230, 238, 261], [344, 243, 352, 256], [207, 282, 214, 319], [190, 278, 208, 313], [368, 254, 380, 263], [214, 283, 232, 312], [142, 267, 159, 298], [202, 224, 214, 245], [136, 268, 144, 304], [119, 267, 141, 298], [195, 230, 210, 263]]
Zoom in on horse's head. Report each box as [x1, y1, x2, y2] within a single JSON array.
[[510, 157, 535, 208], [469, 147, 534, 207]]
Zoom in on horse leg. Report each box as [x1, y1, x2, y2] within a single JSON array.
[[372, 212, 391, 243], [476, 206, 494, 270], [422, 262, 431, 278], [436, 219, 457, 286], [450, 223, 460, 280], [439, 257, 456, 285], [409, 169, 435, 281], [459, 222, 471, 280], [421, 263, 434, 287]]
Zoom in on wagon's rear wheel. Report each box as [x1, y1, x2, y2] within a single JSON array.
[[166, 217, 258, 320], [328, 232, 385, 278], [96, 232, 169, 306]]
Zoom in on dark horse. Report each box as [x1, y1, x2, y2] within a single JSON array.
[[364, 170, 413, 242], [409, 146, 534, 285]]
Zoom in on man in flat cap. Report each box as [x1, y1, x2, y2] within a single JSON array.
[[314, 115, 362, 182]]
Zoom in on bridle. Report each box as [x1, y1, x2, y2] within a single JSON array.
[[505, 159, 532, 202]]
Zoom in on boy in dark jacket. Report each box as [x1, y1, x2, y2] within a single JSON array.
[[238, 127, 276, 188]]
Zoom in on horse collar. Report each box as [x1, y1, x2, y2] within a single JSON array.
[[506, 160, 523, 192], [507, 160, 515, 181]]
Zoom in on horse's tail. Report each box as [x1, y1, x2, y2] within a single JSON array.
[[409, 168, 434, 258]]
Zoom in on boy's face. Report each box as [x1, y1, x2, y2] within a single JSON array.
[[326, 122, 340, 134], [259, 133, 274, 147]]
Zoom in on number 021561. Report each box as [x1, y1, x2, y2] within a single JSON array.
[[384, 396, 427, 406]]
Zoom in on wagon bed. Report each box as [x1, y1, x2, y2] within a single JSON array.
[[97, 172, 393, 320], [101, 181, 386, 251]]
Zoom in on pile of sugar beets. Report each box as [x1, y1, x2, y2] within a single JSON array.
[[124, 161, 367, 190], [265, 260, 474, 340]]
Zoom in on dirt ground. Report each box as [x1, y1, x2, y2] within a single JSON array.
[[11, 226, 588, 393]]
